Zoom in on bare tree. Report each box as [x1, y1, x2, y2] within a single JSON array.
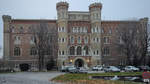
[[114, 22, 149, 66], [136, 23, 150, 65], [31, 21, 58, 71]]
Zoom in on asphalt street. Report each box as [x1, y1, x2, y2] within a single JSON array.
[[0, 72, 64, 84]]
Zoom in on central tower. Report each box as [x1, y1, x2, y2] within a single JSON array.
[[89, 2, 102, 65], [56, 2, 69, 67]]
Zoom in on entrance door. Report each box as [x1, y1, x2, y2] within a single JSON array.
[[75, 59, 84, 68]]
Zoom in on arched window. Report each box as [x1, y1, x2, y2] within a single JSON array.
[[62, 27, 65, 32], [70, 46, 75, 55], [77, 46, 82, 55], [14, 47, 21, 56], [28, 27, 32, 33], [30, 47, 37, 55], [30, 36, 36, 44], [20, 26, 23, 33], [10, 26, 15, 33], [84, 46, 89, 55], [14, 36, 21, 44]]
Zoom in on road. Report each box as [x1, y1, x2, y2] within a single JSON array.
[[0, 72, 65, 84]]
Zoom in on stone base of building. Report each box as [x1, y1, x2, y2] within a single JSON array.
[[2, 59, 57, 71]]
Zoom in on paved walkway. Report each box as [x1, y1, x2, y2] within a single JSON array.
[[0, 72, 65, 84]]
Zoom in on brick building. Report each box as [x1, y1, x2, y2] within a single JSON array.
[[3, 2, 148, 70]]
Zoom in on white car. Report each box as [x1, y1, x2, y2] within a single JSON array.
[[92, 65, 103, 71], [104, 66, 120, 72], [61, 66, 70, 72], [125, 66, 139, 72]]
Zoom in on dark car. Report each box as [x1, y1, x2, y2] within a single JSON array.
[[61, 66, 69, 72], [138, 66, 150, 71], [116, 66, 125, 71]]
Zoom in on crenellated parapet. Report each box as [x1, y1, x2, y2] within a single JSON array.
[[2, 15, 11, 23], [56, 2, 69, 21], [89, 2, 102, 23], [2, 15, 12, 33], [56, 2, 69, 10], [89, 3, 102, 11], [139, 17, 149, 31], [140, 17, 149, 23]]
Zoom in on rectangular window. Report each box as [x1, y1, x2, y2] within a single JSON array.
[[70, 36, 74, 44], [30, 47, 37, 55], [62, 27, 65, 32], [119, 36, 123, 44], [30, 36, 36, 44], [62, 51, 64, 55], [84, 37, 88, 44], [59, 51, 61, 55], [73, 27, 75, 33], [77, 37, 81, 43], [76, 27, 79, 33], [97, 50, 99, 55], [93, 51, 95, 55], [83, 27, 86, 33], [78, 27, 80, 33], [58, 27, 61, 32], [62, 38, 65, 42], [103, 47, 110, 56], [101, 28, 104, 33], [58, 38, 61, 43], [14, 47, 21, 56], [97, 38, 99, 43], [109, 29, 112, 34], [80, 27, 82, 33], [104, 37, 110, 44]]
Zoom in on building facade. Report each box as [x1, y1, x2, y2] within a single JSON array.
[[3, 2, 148, 70]]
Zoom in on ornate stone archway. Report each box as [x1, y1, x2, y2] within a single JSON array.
[[75, 59, 84, 67], [73, 57, 87, 67]]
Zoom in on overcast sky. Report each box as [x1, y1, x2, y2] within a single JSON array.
[[0, 0, 150, 58]]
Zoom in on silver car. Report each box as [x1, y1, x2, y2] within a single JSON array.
[[104, 66, 120, 72], [124, 66, 139, 72]]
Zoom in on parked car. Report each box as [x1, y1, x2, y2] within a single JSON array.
[[104, 66, 120, 72], [124, 66, 139, 72], [138, 66, 150, 71], [116, 66, 125, 71], [92, 65, 103, 71], [61, 66, 70, 72], [68, 66, 78, 73], [78, 67, 88, 73]]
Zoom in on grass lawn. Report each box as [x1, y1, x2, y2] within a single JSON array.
[[52, 72, 143, 84]]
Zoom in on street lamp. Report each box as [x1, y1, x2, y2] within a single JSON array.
[[87, 59, 90, 63], [70, 59, 73, 63]]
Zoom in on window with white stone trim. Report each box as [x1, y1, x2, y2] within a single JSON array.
[[14, 36, 21, 44]]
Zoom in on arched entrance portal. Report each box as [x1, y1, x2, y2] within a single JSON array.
[[19, 63, 30, 71], [75, 59, 84, 68]]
